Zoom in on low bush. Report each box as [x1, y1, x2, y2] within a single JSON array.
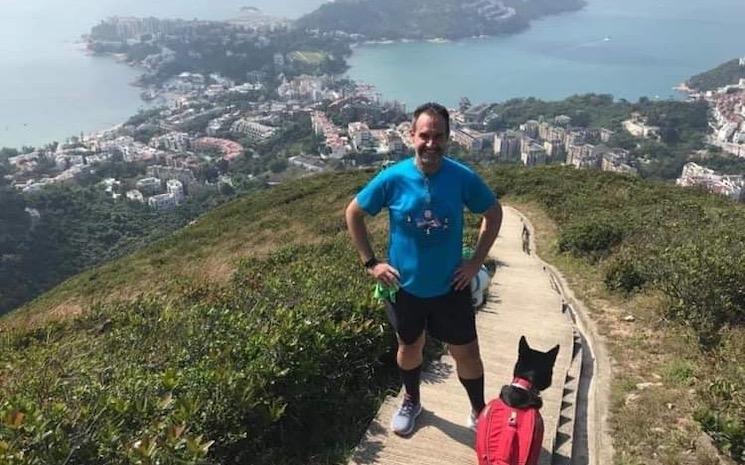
[[558, 216, 625, 260], [0, 240, 397, 465]]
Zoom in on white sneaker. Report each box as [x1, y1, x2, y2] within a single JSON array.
[[390, 396, 422, 436], [467, 410, 479, 431]]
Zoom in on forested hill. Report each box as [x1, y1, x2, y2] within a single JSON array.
[[295, 0, 586, 40], [687, 57, 745, 91]]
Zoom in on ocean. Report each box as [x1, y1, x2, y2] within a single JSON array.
[[0, 0, 327, 149], [2, 0, 744, 148], [345, 0, 745, 109]]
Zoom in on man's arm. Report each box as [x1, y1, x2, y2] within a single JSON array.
[[452, 201, 503, 290], [345, 198, 400, 286]]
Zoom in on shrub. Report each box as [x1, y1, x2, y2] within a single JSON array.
[[650, 238, 745, 346], [0, 240, 397, 465], [558, 216, 625, 260], [603, 255, 647, 294]]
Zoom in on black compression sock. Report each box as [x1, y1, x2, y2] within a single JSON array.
[[399, 364, 422, 405], [459, 375, 486, 414]]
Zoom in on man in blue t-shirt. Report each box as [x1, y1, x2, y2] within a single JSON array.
[[345, 102, 503, 436]]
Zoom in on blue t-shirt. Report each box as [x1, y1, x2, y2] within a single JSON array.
[[356, 157, 496, 298]]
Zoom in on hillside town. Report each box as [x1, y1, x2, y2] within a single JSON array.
[[4, 15, 745, 209], [8, 65, 745, 211], [676, 59, 745, 199]]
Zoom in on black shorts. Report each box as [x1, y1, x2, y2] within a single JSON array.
[[384, 287, 477, 346]]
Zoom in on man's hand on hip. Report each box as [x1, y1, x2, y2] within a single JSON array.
[[452, 259, 480, 291], [368, 262, 401, 287]]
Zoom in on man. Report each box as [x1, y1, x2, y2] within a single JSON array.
[[345, 102, 503, 436]]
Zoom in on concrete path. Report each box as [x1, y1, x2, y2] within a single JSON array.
[[349, 207, 577, 465]]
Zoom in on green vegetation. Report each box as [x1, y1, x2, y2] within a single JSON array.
[[296, 0, 585, 40], [688, 58, 745, 92], [1, 172, 406, 464], [484, 95, 711, 179], [4, 163, 745, 463], [486, 94, 631, 130], [0, 182, 239, 317], [0, 243, 396, 465], [482, 166, 745, 462], [689, 152, 745, 175]]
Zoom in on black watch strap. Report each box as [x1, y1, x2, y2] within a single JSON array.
[[363, 257, 379, 269]]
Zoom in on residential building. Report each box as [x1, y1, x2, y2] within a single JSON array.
[[148, 193, 178, 210], [136, 177, 162, 195], [147, 165, 196, 186], [623, 115, 660, 139], [494, 131, 521, 161], [166, 179, 185, 203], [520, 120, 540, 139], [564, 130, 586, 152], [289, 155, 327, 172], [521, 143, 547, 166], [230, 118, 278, 142], [600, 128, 615, 143], [600, 148, 637, 175], [451, 127, 494, 151], [567, 144, 600, 168], [677, 162, 745, 201], [543, 139, 564, 159], [149, 132, 190, 152], [192, 137, 245, 161], [126, 190, 145, 203], [348, 122, 375, 152], [381, 129, 406, 154]]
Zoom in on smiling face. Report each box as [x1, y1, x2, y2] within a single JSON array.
[[411, 110, 449, 174]]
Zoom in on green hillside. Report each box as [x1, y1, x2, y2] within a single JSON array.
[[688, 58, 745, 92], [3, 166, 745, 464], [295, 0, 586, 40]]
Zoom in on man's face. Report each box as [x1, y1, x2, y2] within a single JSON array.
[[411, 111, 448, 173]]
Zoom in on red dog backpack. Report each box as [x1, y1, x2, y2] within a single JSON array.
[[475, 398, 544, 465]]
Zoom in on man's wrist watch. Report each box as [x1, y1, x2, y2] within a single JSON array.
[[363, 257, 379, 269]]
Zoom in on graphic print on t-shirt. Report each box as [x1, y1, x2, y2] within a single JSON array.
[[415, 208, 448, 235], [404, 206, 452, 246]]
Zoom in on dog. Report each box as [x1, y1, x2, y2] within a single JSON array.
[[475, 336, 559, 465]]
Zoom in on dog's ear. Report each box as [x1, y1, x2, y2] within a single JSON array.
[[519, 335, 529, 354], [547, 344, 560, 362]]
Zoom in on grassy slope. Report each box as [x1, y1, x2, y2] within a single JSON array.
[[5, 172, 380, 329], [4, 165, 745, 464], [0, 170, 402, 465]]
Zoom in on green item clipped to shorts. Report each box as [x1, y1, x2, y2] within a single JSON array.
[[374, 282, 399, 303], [462, 245, 475, 260]]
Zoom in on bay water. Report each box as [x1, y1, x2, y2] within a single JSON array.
[[346, 0, 745, 109], [2, 0, 745, 148], [0, 0, 326, 149]]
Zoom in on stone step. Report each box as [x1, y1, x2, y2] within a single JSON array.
[[552, 329, 584, 465]]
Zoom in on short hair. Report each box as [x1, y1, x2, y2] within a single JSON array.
[[412, 102, 450, 135]]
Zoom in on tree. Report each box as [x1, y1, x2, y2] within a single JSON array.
[[0, 147, 19, 160], [269, 158, 288, 173]]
